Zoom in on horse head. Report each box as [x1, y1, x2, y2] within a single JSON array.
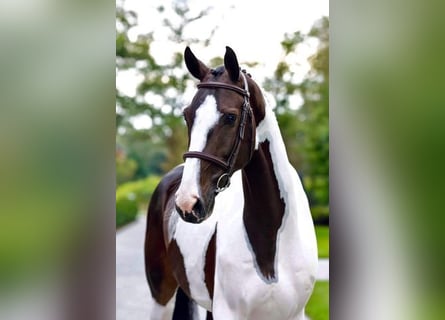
[[175, 46, 265, 223]]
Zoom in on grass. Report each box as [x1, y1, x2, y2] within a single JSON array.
[[315, 225, 329, 258], [306, 281, 329, 320], [305, 227, 329, 319]]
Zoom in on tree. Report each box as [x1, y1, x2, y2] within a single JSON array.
[[264, 17, 329, 217], [116, 1, 215, 178]]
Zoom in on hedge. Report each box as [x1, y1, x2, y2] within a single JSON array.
[[116, 175, 161, 227]]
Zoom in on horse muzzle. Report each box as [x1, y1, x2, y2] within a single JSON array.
[[175, 197, 208, 224]]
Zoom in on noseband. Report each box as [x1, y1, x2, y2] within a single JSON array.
[[183, 72, 255, 193]]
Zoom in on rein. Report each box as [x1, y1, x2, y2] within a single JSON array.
[[183, 72, 254, 193]]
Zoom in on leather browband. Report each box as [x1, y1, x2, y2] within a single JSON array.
[[197, 82, 249, 98]]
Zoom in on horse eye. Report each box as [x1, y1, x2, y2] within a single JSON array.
[[224, 113, 237, 125]]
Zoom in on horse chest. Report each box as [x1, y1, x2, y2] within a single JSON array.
[[169, 211, 217, 311], [167, 171, 317, 317], [166, 172, 244, 310]]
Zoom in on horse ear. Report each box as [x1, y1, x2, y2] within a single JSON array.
[[224, 46, 240, 83], [184, 47, 209, 81]]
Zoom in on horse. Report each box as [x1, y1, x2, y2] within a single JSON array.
[[144, 46, 318, 320]]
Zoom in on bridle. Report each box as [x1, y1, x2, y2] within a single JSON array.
[[183, 72, 255, 193]]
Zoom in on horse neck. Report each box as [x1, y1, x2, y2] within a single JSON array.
[[240, 99, 298, 281], [247, 99, 295, 203]]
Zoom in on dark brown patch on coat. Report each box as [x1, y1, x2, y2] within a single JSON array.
[[168, 239, 192, 298], [204, 229, 216, 299], [145, 166, 183, 305], [242, 140, 285, 280]]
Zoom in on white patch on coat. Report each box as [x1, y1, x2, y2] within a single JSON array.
[[175, 95, 221, 212], [172, 210, 218, 311], [148, 295, 176, 320], [194, 304, 208, 319]]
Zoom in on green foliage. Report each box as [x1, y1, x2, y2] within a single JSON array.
[[281, 31, 304, 54], [116, 175, 161, 227], [116, 2, 217, 174], [315, 225, 330, 258], [117, 136, 166, 179], [116, 175, 161, 211], [306, 281, 329, 320], [116, 149, 138, 184], [116, 195, 138, 227]]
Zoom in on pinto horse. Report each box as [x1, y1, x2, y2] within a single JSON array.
[[144, 46, 318, 320]]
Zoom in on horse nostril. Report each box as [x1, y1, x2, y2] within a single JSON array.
[[175, 193, 199, 214], [192, 198, 204, 216], [192, 198, 200, 211], [175, 197, 206, 223]]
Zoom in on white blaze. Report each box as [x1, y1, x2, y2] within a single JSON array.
[[175, 95, 220, 212]]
